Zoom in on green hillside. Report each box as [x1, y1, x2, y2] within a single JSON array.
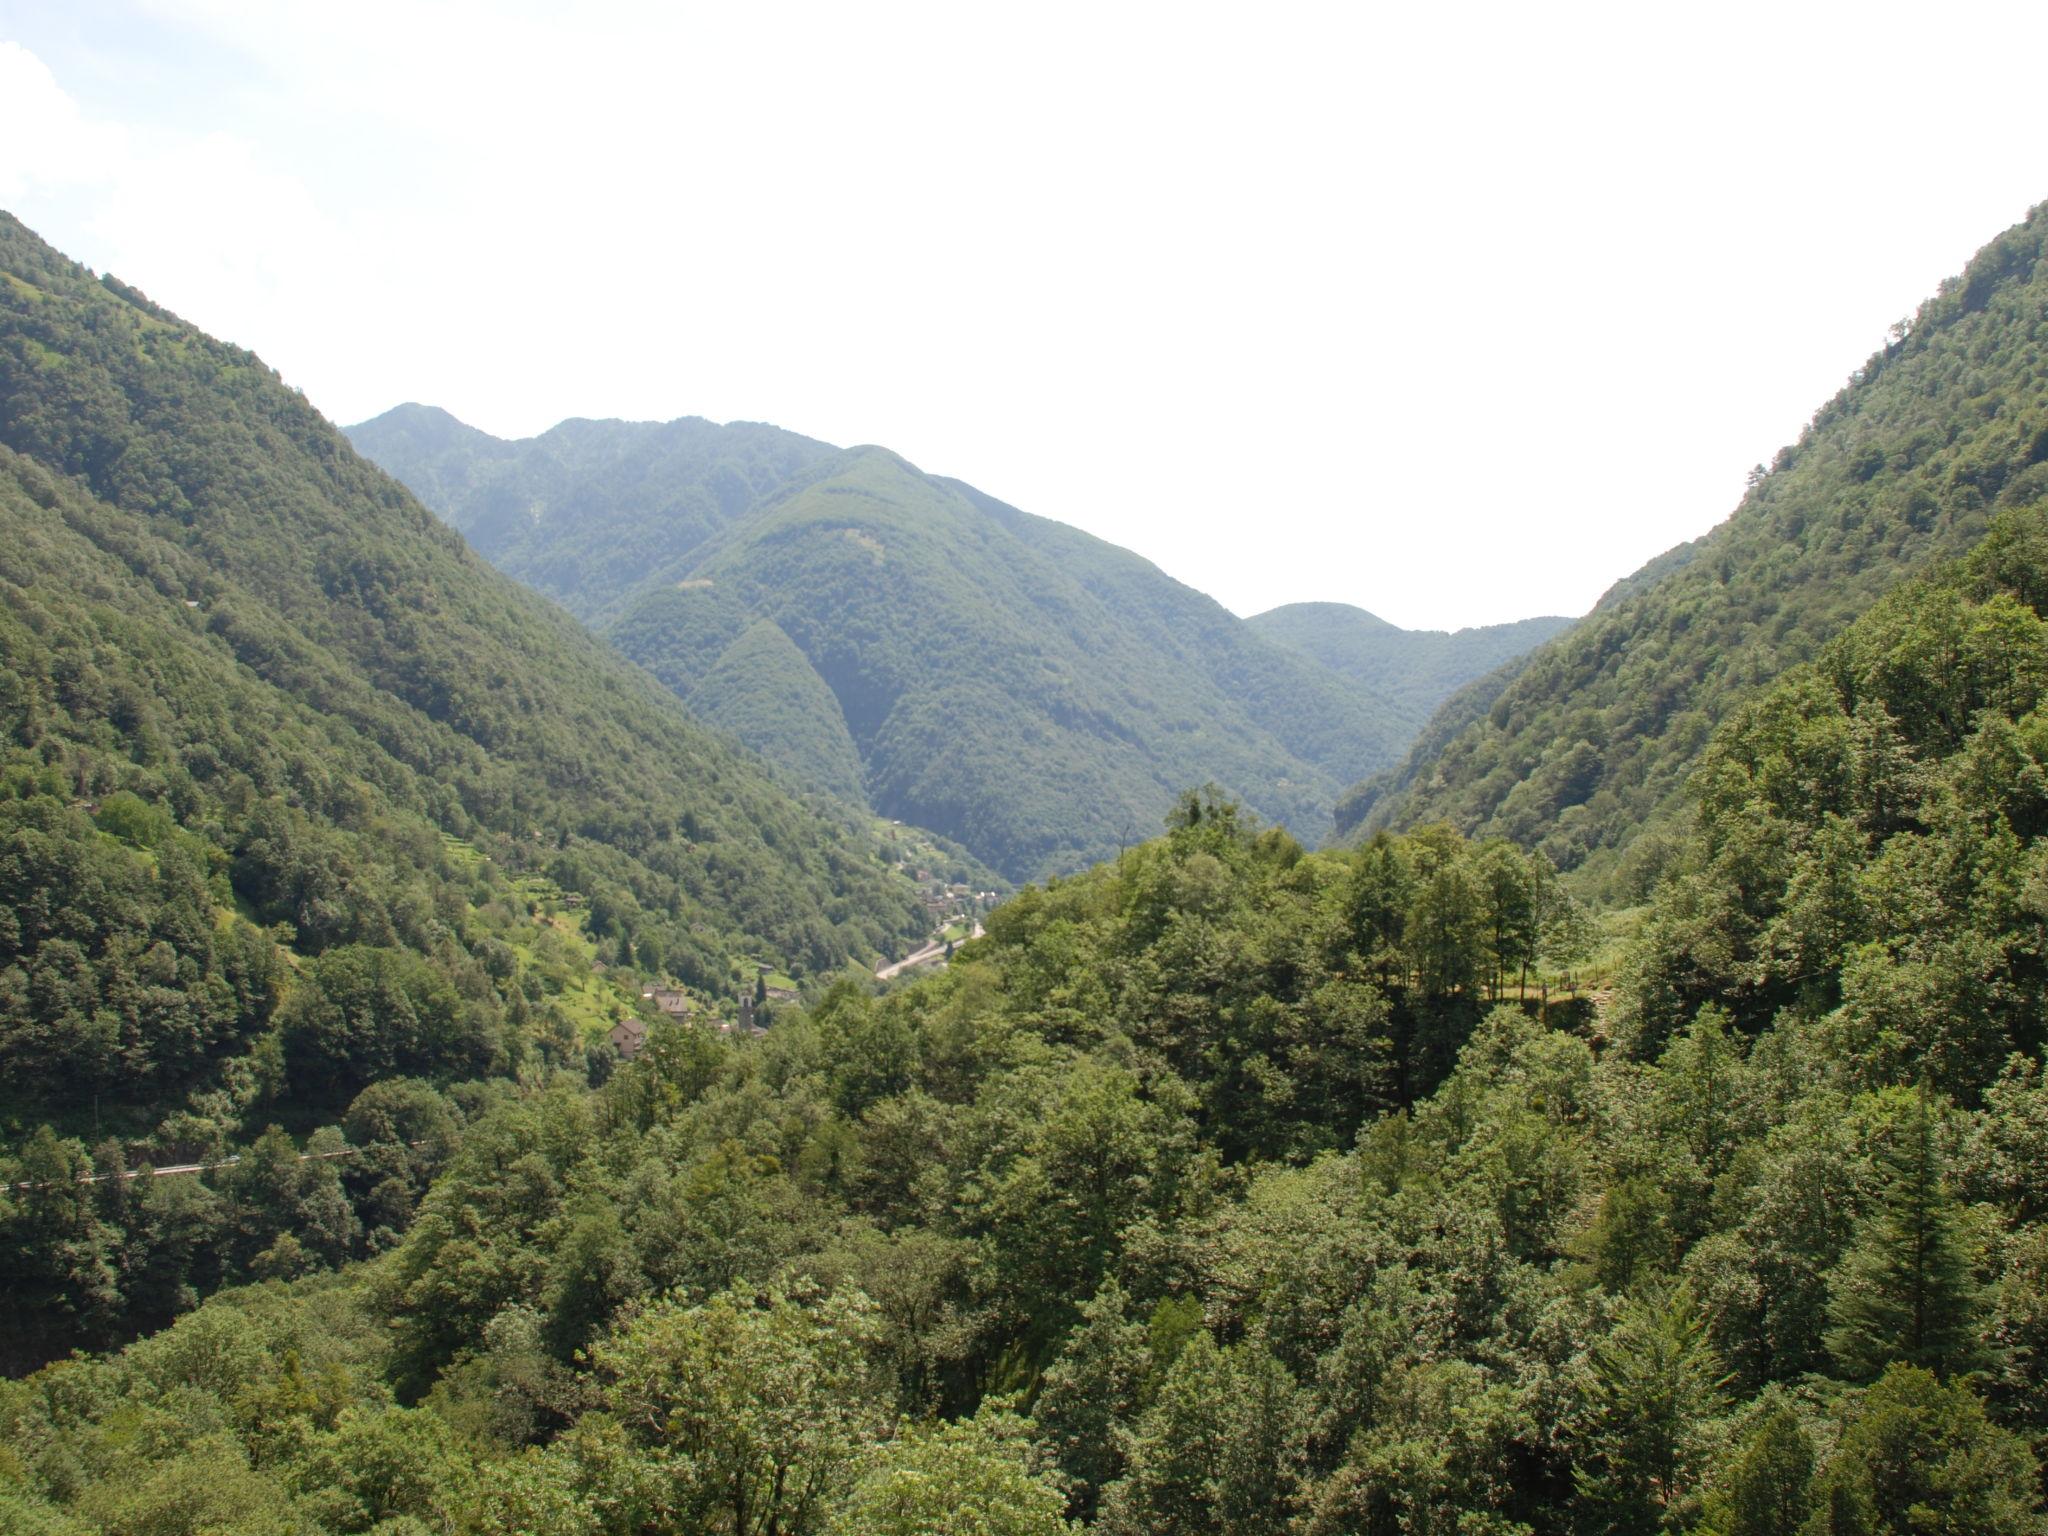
[[19, 507, 2048, 1531], [0, 212, 924, 1364], [14, 200, 2048, 1536], [607, 447, 1411, 877], [347, 404, 837, 623], [353, 409, 1511, 879], [1248, 601, 1575, 735], [1343, 204, 2048, 893]]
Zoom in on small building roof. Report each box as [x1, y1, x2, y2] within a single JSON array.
[[609, 1016, 649, 1059]]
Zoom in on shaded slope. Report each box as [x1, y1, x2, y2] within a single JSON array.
[[1344, 203, 2048, 891]]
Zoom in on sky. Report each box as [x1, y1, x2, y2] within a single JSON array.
[[1, 2, 2044, 631]]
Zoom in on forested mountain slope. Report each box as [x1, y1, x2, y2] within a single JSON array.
[[1248, 601, 1575, 732], [355, 411, 1510, 880], [0, 213, 925, 1362], [1343, 204, 2048, 893], [16, 508, 2048, 1533], [347, 404, 838, 623]]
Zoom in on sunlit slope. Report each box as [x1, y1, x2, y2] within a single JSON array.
[[0, 213, 925, 980]]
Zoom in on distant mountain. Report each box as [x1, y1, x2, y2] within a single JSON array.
[[1247, 603, 1575, 734], [595, 448, 1409, 879], [1341, 202, 2048, 894], [354, 412, 1565, 880], [348, 405, 837, 625]]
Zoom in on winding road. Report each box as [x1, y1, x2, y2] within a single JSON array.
[[876, 922, 984, 981]]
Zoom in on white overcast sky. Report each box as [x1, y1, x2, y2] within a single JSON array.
[[1, 1, 2044, 630]]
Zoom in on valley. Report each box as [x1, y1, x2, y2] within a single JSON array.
[[349, 409, 1571, 881], [5, 195, 2048, 1536]]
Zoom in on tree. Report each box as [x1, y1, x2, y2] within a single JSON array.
[[1824, 1094, 1983, 1381], [1540, 879, 1598, 993], [0, 1126, 120, 1367], [540, 1198, 643, 1361], [1406, 851, 1482, 1003], [1344, 833, 1412, 989], [1571, 1289, 1727, 1535], [1097, 1331, 1302, 1536], [1471, 840, 1538, 997], [1032, 1279, 1149, 1519], [1573, 1178, 1675, 1296], [589, 1282, 888, 1536], [1808, 1365, 2041, 1536], [830, 1414, 1073, 1536], [1697, 1404, 1813, 1536]]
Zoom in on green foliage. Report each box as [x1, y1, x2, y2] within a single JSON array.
[[1824, 1093, 1984, 1382], [832, 1414, 1074, 1536], [1698, 1403, 1814, 1536], [354, 411, 1548, 880], [0, 211, 926, 1365], [1808, 1364, 2043, 1535], [1568, 1289, 1726, 1534], [14, 211, 2048, 1536], [1348, 202, 2048, 893], [1096, 1331, 1303, 1536], [586, 1283, 888, 1536], [1249, 601, 1574, 734]]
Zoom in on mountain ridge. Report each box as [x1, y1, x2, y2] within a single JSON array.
[[1340, 201, 2048, 891], [0, 205, 928, 1095], [1247, 601, 1576, 734], [350, 408, 1568, 877]]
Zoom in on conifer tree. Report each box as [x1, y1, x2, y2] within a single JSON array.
[[1572, 1289, 1727, 1535], [1032, 1279, 1149, 1519], [1824, 1093, 1983, 1382], [1698, 1404, 1813, 1536]]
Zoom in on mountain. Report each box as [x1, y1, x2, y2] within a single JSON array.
[[353, 411, 1559, 880], [347, 404, 838, 625], [0, 208, 928, 1356], [1342, 202, 2048, 894], [607, 448, 1411, 878], [22, 504, 2048, 1525], [17, 204, 2048, 1536], [1246, 602, 1575, 734]]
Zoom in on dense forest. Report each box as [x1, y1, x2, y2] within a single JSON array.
[[351, 410, 1564, 881], [11, 493, 2048, 1526], [1343, 205, 2048, 900], [0, 212, 930, 1365], [9, 195, 2048, 1536]]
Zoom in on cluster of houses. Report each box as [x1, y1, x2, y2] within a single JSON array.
[[912, 869, 998, 925], [606, 974, 796, 1061]]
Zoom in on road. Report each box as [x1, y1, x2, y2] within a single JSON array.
[[876, 922, 983, 982], [11, 1140, 428, 1190]]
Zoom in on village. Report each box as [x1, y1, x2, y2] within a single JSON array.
[[606, 875, 997, 1062]]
